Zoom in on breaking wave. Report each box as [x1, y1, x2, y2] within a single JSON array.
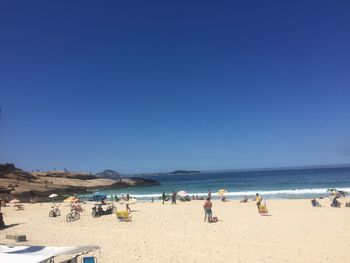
[[103, 187, 350, 199]]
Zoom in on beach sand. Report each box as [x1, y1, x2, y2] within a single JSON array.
[[1, 198, 350, 262]]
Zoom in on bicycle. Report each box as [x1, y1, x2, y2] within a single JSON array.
[[66, 208, 80, 222], [49, 204, 61, 217]]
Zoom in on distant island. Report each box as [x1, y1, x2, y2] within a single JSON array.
[[0, 163, 160, 201], [132, 170, 202, 177], [168, 170, 201, 175]]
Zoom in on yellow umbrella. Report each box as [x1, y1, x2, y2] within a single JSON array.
[[64, 197, 79, 203], [217, 189, 227, 196]]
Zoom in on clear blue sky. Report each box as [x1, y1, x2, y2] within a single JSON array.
[[0, 1, 349, 173]]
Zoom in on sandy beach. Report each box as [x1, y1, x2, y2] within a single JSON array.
[[1, 198, 350, 263]]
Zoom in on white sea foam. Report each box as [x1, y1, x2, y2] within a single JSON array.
[[104, 187, 350, 199], [213, 187, 350, 197]]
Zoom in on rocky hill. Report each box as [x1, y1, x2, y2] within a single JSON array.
[[0, 163, 36, 181], [94, 169, 122, 179], [0, 163, 160, 201], [33, 170, 96, 180]]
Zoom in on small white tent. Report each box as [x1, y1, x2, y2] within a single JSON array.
[[0, 245, 100, 263]]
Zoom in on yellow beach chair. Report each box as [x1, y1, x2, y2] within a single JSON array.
[[116, 210, 132, 222], [259, 204, 268, 214]]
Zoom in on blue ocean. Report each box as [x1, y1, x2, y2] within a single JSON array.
[[82, 166, 350, 200]]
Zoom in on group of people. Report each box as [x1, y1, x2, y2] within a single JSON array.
[[202, 190, 266, 223], [161, 191, 178, 204], [311, 189, 348, 208], [160, 189, 265, 222]]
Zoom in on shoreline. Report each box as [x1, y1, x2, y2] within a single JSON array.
[[76, 186, 350, 201]]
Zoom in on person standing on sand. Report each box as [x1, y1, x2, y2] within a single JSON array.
[[171, 191, 176, 204], [253, 193, 262, 213], [203, 197, 213, 222], [162, 192, 166, 204], [126, 194, 132, 212], [208, 189, 211, 199]]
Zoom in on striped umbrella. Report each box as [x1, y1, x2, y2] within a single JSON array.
[[177, 190, 188, 197]]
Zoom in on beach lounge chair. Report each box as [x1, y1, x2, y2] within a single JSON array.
[[116, 210, 132, 222], [82, 256, 97, 263]]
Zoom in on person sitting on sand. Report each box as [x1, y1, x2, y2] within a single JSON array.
[[253, 193, 262, 212], [311, 198, 321, 207], [331, 196, 341, 208], [203, 197, 213, 222], [240, 196, 248, 203], [221, 196, 227, 202]]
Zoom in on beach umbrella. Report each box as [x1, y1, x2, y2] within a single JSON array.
[[9, 199, 20, 204], [218, 189, 227, 196], [177, 190, 188, 197], [49, 194, 58, 198], [64, 197, 79, 203]]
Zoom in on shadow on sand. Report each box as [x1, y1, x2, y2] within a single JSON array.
[[0, 223, 22, 230]]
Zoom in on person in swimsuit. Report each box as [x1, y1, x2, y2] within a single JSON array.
[[203, 197, 213, 222], [171, 191, 177, 204], [162, 192, 166, 204], [254, 193, 262, 212]]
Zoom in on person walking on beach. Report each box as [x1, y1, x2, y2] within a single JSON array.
[[162, 192, 166, 204], [203, 197, 213, 222], [126, 194, 132, 212], [171, 191, 177, 204], [253, 193, 262, 213], [208, 189, 211, 199]]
